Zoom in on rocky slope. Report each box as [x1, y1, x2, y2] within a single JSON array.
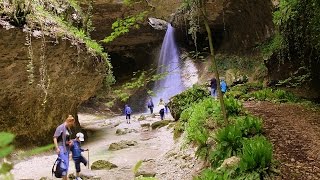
[[0, 27, 106, 145]]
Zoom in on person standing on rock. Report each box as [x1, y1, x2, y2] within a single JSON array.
[[158, 98, 165, 120], [53, 115, 75, 180], [147, 98, 154, 114], [210, 77, 217, 99], [124, 104, 132, 124]]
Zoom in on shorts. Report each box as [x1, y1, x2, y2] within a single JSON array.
[[74, 155, 87, 173]]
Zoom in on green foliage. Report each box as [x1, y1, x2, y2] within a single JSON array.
[[173, 121, 185, 140], [248, 88, 298, 102], [210, 125, 243, 166], [168, 84, 210, 120], [240, 136, 273, 175], [261, 33, 284, 59], [102, 11, 148, 43], [224, 97, 243, 116], [0, 132, 15, 159], [0, 132, 15, 177], [235, 116, 263, 138], [268, 0, 320, 81], [195, 168, 234, 180]]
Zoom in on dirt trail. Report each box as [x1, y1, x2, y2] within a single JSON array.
[[245, 101, 320, 179], [11, 113, 201, 180]]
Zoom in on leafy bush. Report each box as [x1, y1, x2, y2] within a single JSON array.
[[240, 136, 273, 175], [235, 116, 263, 138], [210, 125, 243, 167], [224, 97, 243, 116], [168, 85, 210, 120], [186, 98, 221, 159], [249, 88, 298, 102]]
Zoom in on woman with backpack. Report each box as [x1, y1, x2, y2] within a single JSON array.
[[53, 115, 75, 180]]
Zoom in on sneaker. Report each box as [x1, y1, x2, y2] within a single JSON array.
[[76, 177, 82, 180]]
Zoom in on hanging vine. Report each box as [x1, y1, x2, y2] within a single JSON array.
[[25, 32, 35, 85]]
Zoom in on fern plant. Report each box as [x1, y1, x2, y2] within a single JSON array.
[[240, 136, 273, 175], [235, 116, 263, 138]]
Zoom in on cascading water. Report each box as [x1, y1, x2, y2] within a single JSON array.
[[152, 24, 185, 106]]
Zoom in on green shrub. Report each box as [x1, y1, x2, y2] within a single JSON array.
[[224, 97, 243, 116], [210, 125, 243, 167], [168, 85, 210, 120], [249, 88, 298, 102], [173, 121, 185, 139], [240, 136, 273, 174], [236, 116, 263, 138], [186, 98, 221, 159]]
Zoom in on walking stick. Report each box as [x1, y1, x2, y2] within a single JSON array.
[[87, 149, 90, 169]]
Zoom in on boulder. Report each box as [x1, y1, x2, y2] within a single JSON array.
[[108, 140, 138, 151], [0, 28, 106, 145], [168, 85, 209, 121], [91, 160, 118, 170]]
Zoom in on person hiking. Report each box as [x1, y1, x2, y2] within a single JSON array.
[[164, 100, 169, 114], [158, 98, 165, 120], [53, 115, 75, 180], [210, 77, 217, 98], [70, 132, 88, 180], [220, 78, 228, 94], [124, 104, 132, 124], [147, 98, 154, 114]]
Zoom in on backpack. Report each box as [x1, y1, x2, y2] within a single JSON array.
[[52, 157, 65, 178]]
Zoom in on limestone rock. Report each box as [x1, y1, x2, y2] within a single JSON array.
[[91, 160, 118, 170], [0, 28, 106, 145], [148, 17, 168, 30], [218, 156, 240, 170], [108, 140, 138, 151]]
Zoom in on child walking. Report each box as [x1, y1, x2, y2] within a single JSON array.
[[70, 132, 88, 180], [124, 104, 132, 124]]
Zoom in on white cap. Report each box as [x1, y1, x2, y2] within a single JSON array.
[[76, 132, 85, 141]]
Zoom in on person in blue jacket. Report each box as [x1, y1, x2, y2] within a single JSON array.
[[220, 79, 228, 94], [124, 104, 132, 124], [70, 132, 88, 180]]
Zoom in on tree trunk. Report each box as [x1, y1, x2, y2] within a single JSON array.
[[203, 15, 228, 124]]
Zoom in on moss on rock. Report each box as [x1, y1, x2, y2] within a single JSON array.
[[91, 160, 118, 170], [151, 120, 171, 129], [168, 85, 209, 121]]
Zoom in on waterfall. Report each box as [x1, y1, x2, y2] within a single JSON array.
[[152, 24, 185, 106]]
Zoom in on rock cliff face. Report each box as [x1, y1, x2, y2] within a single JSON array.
[[0, 28, 105, 145]]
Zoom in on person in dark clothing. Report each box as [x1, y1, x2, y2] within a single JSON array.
[[210, 78, 217, 98], [147, 98, 154, 114], [70, 132, 88, 180], [158, 98, 165, 120], [124, 104, 132, 123]]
